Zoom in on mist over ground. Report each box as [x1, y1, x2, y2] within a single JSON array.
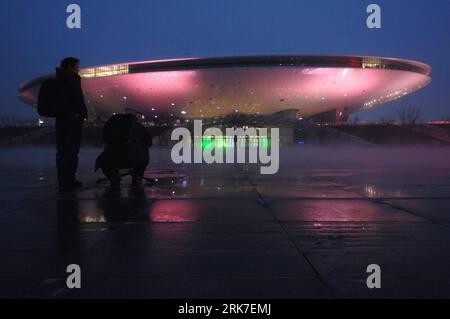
[[1, 145, 449, 173]]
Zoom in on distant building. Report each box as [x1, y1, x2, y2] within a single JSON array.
[[19, 55, 431, 125]]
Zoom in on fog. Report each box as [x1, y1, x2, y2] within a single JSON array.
[[278, 145, 450, 171], [1, 145, 450, 173]]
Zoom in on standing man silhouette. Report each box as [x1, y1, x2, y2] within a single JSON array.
[[55, 57, 87, 191]]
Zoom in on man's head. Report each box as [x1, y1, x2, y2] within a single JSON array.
[[60, 57, 80, 75], [125, 108, 144, 122]]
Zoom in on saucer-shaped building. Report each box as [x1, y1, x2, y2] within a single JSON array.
[[19, 55, 431, 123]]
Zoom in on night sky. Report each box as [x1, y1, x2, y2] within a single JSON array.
[[1, 0, 449, 121]]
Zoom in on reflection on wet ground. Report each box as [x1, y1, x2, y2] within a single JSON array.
[[1, 147, 450, 298]]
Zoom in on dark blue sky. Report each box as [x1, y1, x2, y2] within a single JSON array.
[[1, 0, 449, 120]]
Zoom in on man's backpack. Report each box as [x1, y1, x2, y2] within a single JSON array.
[[37, 78, 60, 117], [103, 114, 136, 147]]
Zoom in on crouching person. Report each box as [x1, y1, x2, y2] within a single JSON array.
[[95, 113, 152, 187]]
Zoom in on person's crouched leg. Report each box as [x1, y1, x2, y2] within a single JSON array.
[[131, 161, 148, 187], [102, 167, 121, 188]]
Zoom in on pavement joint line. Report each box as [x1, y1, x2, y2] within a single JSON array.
[[241, 169, 337, 299], [377, 199, 450, 230]]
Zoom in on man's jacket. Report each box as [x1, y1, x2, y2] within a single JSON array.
[[55, 68, 88, 119]]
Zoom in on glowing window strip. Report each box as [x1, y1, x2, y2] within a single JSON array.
[[362, 57, 382, 69], [80, 64, 129, 78], [362, 88, 410, 110]]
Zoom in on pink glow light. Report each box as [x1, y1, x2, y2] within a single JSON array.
[[148, 201, 198, 222]]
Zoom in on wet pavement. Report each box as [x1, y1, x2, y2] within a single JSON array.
[[1, 146, 450, 298]]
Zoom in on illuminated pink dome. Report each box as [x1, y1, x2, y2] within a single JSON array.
[[19, 55, 431, 121]]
